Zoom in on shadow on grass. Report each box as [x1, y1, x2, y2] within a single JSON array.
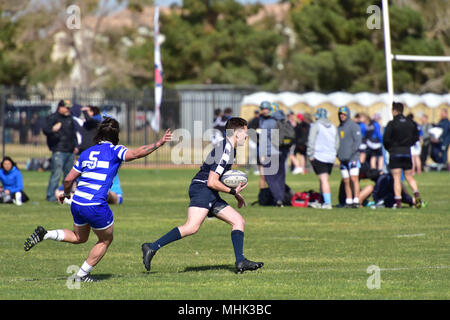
[[181, 264, 235, 273]]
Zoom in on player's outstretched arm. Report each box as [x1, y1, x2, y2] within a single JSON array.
[[125, 129, 172, 162]]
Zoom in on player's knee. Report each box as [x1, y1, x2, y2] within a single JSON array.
[[234, 217, 245, 230], [181, 224, 200, 237], [75, 235, 89, 244]]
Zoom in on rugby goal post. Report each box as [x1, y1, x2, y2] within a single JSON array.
[[382, 0, 449, 119]]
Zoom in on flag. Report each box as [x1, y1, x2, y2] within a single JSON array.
[[151, 6, 162, 132]]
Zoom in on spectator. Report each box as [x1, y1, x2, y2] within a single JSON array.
[[256, 101, 272, 190], [247, 109, 260, 175], [30, 113, 41, 146], [337, 106, 362, 208], [212, 109, 225, 145], [365, 113, 384, 170], [383, 102, 423, 209], [42, 100, 78, 202], [18, 113, 30, 145], [78, 105, 102, 153], [419, 114, 432, 170], [435, 108, 450, 169], [354, 113, 368, 165], [358, 169, 415, 208], [259, 101, 290, 206], [294, 113, 312, 174], [407, 113, 422, 175], [287, 110, 303, 175], [307, 108, 339, 209], [223, 107, 233, 121], [0, 156, 29, 205], [107, 174, 123, 205]]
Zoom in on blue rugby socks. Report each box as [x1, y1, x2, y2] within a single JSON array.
[[323, 193, 331, 205], [150, 227, 181, 251], [231, 230, 245, 263]]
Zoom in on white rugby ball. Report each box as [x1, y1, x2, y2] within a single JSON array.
[[221, 170, 248, 188]]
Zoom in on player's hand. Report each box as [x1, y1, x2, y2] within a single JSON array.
[[158, 129, 173, 146], [57, 193, 70, 205], [235, 193, 247, 208], [235, 182, 248, 195]]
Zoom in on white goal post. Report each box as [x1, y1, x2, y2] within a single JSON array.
[[381, 0, 449, 116]]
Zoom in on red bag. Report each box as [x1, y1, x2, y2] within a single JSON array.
[[291, 190, 323, 207], [291, 192, 310, 207]]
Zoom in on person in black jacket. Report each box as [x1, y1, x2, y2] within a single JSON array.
[[383, 102, 423, 208], [42, 100, 78, 202], [78, 105, 102, 153]]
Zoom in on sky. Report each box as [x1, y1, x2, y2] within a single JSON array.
[[154, 0, 280, 5]]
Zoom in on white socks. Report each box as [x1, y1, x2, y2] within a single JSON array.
[[76, 261, 93, 278], [43, 229, 65, 241]]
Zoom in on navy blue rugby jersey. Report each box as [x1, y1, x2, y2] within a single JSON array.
[[191, 138, 236, 183]]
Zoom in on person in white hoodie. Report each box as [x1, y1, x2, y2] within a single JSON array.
[[307, 108, 339, 209]]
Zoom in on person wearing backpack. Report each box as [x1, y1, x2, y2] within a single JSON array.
[[258, 102, 291, 207]]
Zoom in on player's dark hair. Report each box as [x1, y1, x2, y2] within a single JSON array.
[[392, 102, 404, 114], [225, 117, 247, 136], [94, 117, 120, 145]]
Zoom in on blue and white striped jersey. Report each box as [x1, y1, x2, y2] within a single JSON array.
[[192, 138, 236, 183], [72, 141, 128, 206]]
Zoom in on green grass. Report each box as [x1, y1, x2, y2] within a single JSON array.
[[0, 169, 449, 299]]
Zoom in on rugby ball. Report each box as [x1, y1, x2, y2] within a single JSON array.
[[221, 170, 248, 188]]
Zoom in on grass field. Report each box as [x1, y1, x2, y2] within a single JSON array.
[[0, 168, 449, 300]]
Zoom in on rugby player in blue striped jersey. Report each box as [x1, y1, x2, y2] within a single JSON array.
[[24, 118, 172, 282], [142, 117, 264, 274]]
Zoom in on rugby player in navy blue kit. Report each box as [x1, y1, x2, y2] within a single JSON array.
[[383, 102, 423, 209], [23, 118, 172, 282], [142, 117, 264, 274]]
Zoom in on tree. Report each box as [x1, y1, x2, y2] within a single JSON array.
[[127, 0, 282, 89], [284, 0, 446, 93]]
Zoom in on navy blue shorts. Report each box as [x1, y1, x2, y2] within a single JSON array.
[[71, 202, 114, 230], [188, 182, 229, 218]]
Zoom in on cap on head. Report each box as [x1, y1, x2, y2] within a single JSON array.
[[269, 102, 279, 116], [58, 99, 71, 108], [259, 101, 271, 110], [338, 106, 350, 116], [297, 113, 304, 121], [315, 108, 328, 120]]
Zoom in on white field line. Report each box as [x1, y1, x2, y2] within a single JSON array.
[[4, 265, 450, 283], [396, 233, 426, 238]]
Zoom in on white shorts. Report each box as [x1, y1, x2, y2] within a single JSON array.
[[411, 141, 421, 156]]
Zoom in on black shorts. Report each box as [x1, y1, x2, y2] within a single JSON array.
[[389, 154, 412, 170], [294, 145, 307, 156], [311, 159, 333, 175], [188, 182, 229, 218], [367, 148, 383, 158]]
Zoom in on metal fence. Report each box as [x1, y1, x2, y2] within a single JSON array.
[[0, 85, 255, 168]]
